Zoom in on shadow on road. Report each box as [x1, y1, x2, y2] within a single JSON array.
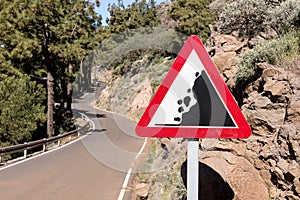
[[96, 114, 106, 118], [72, 108, 106, 120], [92, 128, 106, 133]]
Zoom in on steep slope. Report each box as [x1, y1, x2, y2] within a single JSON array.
[[94, 31, 300, 199]]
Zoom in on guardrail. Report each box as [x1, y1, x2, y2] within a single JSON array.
[[0, 112, 93, 164]]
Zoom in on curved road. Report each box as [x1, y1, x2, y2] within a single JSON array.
[[0, 88, 146, 200]]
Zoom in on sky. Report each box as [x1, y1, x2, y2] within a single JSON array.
[[96, 0, 170, 25]]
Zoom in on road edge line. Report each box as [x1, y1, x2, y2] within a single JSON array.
[[117, 137, 148, 200], [0, 135, 88, 171]]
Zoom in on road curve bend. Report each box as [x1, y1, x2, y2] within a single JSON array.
[[0, 90, 146, 200]]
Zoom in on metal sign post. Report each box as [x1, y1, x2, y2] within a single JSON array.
[[187, 138, 199, 200]]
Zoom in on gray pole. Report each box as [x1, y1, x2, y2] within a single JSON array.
[[187, 138, 199, 200]]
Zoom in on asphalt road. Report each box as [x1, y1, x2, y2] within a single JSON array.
[[0, 88, 146, 200]]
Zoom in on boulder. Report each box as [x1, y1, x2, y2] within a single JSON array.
[[248, 35, 265, 47], [243, 108, 286, 135], [289, 76, 300, 91], [212, 52, 236, 73], [289, 140, 300, 161], [214, 35, 243, 52], [200, 151, 269, 200], [294, 177, 300, 196], [135, 183, 149, 198], [263, 79, 290, 96], [180, 159, 235, 200], [244, 80, 261, 96], [288, 161, 300, 181], [287, 96, 300, 118], [258, 63, 277, 81], [223, 65, 238, 88], [246, 92, 272, 109], [242, 92, 286, 135], [277, 157, 289, 173], [278, 125, 297, 139]]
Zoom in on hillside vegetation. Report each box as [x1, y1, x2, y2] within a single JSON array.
[[1, 0, 300, 199], [92, 0, 300, 199]]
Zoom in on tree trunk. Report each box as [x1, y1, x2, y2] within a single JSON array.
[[44, 23, 54, 138], [79, 60, 85, 93], [87, 60, 91, 87], [61, 65, 66, 108], [47, 71, 54, 138], [66, 63, 73, 111], [79, 60, 92, 93]]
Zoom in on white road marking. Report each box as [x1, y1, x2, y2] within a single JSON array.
[[117, 137, 148, 200], [0, 113, 95, 171]]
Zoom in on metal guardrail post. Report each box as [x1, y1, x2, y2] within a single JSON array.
[[24, 142, 27, 159], [43, 138, 46, 152], [0, 112, 91, 164]]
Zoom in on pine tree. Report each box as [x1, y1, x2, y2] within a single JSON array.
[[0, 0, 101, 137], [168, 0, 216, 43], [107, 0, 159, 34], [0, 75, 46, 146]]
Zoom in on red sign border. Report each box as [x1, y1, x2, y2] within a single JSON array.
[[135, 35, 251, 138]]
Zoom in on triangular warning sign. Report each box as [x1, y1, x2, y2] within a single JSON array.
[[135, 36, 251, 138]]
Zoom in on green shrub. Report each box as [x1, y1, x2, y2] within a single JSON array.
[[265, 0, 300, 35], [151, 80, 160, 97], [169, 0, 216, 43], [235, 34, 299, 87], [211, 0, 269, 37], [211, 0, 300, 38], [0, 75, 46, 145]]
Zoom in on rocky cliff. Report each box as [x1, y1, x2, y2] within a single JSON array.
[[95, 29, 300, 199], [206, 27, 300, 199]]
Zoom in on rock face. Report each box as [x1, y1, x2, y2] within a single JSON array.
[[202, 28, 300, 199], [136, 27, 296, 199], [147, 36, 299, 199], [129, 78, 152, 121], [208, 29, 248, 88], [135, 183, 150, 199], [95, 29, 300, 200], [242, 63, 292, 136]]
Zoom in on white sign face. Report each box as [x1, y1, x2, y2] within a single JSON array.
[[148, 50, 237, 128]]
